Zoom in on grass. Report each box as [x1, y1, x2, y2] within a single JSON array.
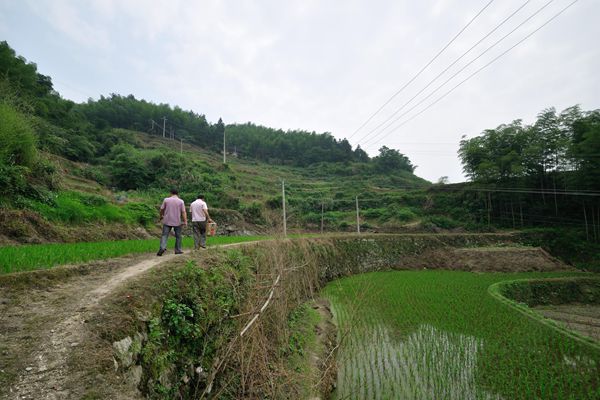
[[0, 235, 268, 274], [323, 270, 600, 400]]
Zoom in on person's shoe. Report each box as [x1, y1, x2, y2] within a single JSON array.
[[175, 251, 184, 255], [157, 249, 165, 256], [201, 245, 206, 249]]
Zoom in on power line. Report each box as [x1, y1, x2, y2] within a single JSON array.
[[346, 0, 495, 140], [354, 0, 533, 146], [360, 0, 559, 148], [364, 0, 579, 149]]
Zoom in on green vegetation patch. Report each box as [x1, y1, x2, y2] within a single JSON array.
[[324, 270, 600, 400], [140, 253, 254, 398], [0, 235, 267, 274]]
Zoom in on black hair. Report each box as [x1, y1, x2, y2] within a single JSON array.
[[170, 188, 179, 195], [197, 194, 205, 199]]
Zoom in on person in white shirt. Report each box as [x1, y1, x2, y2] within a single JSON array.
[[189, 194, 213, 249]]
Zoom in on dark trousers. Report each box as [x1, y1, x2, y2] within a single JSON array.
[[192, 221, 207, 249], [160, 224, 183, 253]]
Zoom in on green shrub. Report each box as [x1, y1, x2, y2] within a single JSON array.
[[266, 195, 282, 209], [240, 202, 263, 223], [123, 202, 156, 225], [396, 208, 417, 222], [0, 103, 37, 168], [423, 215, 459, 229]]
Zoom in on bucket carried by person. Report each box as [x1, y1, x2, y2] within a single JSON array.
[[208, 221, 217, 236]]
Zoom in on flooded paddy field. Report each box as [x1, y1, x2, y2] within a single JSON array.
[[323, 271, 600, 400]]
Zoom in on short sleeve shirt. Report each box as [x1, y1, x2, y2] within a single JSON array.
[[190, 199, 208, 222], [161, 196, 185, 226]]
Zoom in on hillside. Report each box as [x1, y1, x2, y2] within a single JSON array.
[[0, 41, 431, 244]]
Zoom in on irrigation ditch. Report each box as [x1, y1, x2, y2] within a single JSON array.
[[61, 232, 582, 399]]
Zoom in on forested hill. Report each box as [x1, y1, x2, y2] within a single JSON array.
[[1, 40, 429, 244], [0, 41, 414, 172]]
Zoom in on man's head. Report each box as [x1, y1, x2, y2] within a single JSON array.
[[197, 194, 205, 200], [170, 188, 179, 195]]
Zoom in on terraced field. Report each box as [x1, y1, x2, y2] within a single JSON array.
[[323, 271, 600, 400], [0, 235, 267, 274]]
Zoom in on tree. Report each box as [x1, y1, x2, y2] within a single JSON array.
[[353, 145, 370, 162], [373, 146, 415, 173]]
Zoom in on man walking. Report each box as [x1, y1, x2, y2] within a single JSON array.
[[190, 194, 213, 249], [157, 188, 187, 256]]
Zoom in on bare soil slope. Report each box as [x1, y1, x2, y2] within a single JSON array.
[[394, 246, 571, 272]]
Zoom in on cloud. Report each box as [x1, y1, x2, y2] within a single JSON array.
[[5, 0, 599, 182], [25, 0, 111, 50]]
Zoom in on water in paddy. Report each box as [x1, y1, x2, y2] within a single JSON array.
[[334, 323, 501, 399], [323, 270, 600, 400]]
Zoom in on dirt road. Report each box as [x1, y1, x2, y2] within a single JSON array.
[[0, 252, 186, 399]]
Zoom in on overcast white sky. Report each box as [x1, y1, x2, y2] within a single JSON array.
[[1, 0, 599, 182]]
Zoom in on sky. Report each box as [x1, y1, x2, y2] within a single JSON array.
[[1, 0, 599, 183]]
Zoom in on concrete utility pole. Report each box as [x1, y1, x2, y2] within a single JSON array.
[[321, 202, 324, 234], [356, 196, 360, 234], [282, 180, 287, 237], [223, 127, 227, 164], [180, 138, 183, 154], [162, 116, 167, 138]]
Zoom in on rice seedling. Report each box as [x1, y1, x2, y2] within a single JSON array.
[[323, 270, 600, 400], [0, 235, 267, 274]]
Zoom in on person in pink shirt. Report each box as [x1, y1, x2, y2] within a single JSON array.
[[157, 188, 187, 256]]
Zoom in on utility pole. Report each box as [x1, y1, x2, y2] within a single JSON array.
[[320, 202, 324, 234], [162, 116, 167, 139], [356, 196, 360, 234], [282, 180, 287, 237], [180, 138, 183, 154], [223, 127, 227, 164]]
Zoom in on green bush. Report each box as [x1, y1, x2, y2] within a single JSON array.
[[266, 195, 282, 209], [396, 208, 417, 222], [240, 202, 263, 223], [423, 215, 459, 229], [0, 103, 37, 168], [123, 202, 156, 225]]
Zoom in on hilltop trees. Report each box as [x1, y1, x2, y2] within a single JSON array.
[[459, 106, 600, 190], [373, 146, 415, 173]]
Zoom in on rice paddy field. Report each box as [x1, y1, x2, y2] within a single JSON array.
[[323, 270, 600, 400], [0, 235, 267, 274]]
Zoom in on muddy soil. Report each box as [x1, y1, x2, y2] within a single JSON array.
[[309, 299, 337, 399], [534, 304, 600, 342]]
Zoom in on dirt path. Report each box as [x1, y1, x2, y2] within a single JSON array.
[[0, 253, 180, 399], [0, 243, 258, 400]]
